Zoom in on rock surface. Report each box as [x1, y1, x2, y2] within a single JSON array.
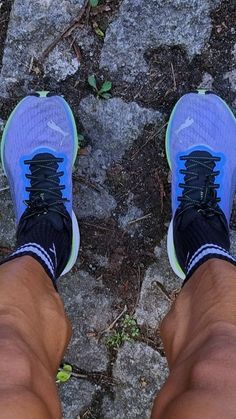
[[198, 72, 214, 90], [0, 0, 85, 96], [100, 0, 221, 81], [135, 267, 171, 329], [59, 380, 97, 419], [58, 269, 118, 372], [224, 69, 236, 92], [102, 342, 169, 419]]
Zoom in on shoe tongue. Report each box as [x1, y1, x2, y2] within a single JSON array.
[[22, 211, 65, 232], [29, 153, 61, 204], [184, 150, 216, 203], [23, 152, 67, 231], [176, 206, 228, 233]]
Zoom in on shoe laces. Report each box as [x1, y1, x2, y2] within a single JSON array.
[[177, 151, 221, 218], [22, 154, 69, 221]]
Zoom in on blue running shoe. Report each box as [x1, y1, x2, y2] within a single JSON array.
[[1, 92, 80, 279], [166, 91, 236, 281]]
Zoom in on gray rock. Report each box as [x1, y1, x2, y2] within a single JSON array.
[[135, 268, 171, 329], [0, 0, 85, 96], [198, 72, 214, 90], [85, 251, 109, 269], [100, 0, 221, 81], [59, 380, 97, 419], [153, 235, 182, 293], [79, 96, 161, 162], [0, 190, 15, 248], [232, 99, 236, 114], [230, 230, 236, 257], [118, 204, 143, 235], [76, 96, 161, 218], [74, 184, 117, 219], [224, 69, 236, 92], [44, 44, 80, 82], [0, 164, 15, 248], [75, 26, 97, 52], [232, 44, 236, 61], [0, 119, 5, 133], [58, 270, 120, 372], [102, 341, 169, 419], [44, 26, 97, 82], [118, 193, 143, 235]]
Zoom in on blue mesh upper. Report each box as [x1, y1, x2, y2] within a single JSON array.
[[167, 93, 236, 223], [2, 95, 77, 223]]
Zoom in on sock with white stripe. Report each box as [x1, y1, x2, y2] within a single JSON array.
[[174, 207, 236, 284], [1, 213, 72, 284]]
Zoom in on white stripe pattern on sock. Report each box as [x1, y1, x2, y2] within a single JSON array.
[[16, 242, 54, 271], [187, 247, 236, 275], [11, 244, 54, 277], [187, 243, 230, 271]]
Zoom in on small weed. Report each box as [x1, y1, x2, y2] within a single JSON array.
[[77, 134, 85, 147], [106, 315, 140, 349], [89, 0, 100, 8], [94, 27, 105, 39], [56, 364, 72, 384], [88, 75, 112, 99]]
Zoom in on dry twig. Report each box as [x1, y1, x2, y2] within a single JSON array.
[[81, 222, 115, 232], [128, 213, 151, 225], [0, 186, 9, 192], [99, 305, 127, 336], [170, 63, 177, 91], [69, 35, 82, 62], [154, 170, 166, 213], [73, 174, 101, 193], [170, 62, 177, 91]]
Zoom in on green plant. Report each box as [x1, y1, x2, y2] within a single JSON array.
[[56, 364, 72, 383], [89, 0, 99, 8], [122, 314, 141, 338], [77, 134, 85, 146], [88, 75, 112, 99], [94, 27, 105, 38], [106, 315, 140, 349]]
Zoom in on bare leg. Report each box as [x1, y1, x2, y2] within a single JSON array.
[[152, 259, 236, 419], [0, 256, 71, 419]]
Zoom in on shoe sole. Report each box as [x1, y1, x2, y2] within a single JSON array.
[[165, 90, 236, 280], [1, 91, 80, 277]]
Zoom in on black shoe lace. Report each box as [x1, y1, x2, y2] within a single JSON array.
[[177, 154, 222, 218], [22, 156, 69, 220]]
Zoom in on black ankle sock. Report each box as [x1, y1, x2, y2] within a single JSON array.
[[174, 207, 236, 284], [1, 213, 72, 283], [0, 153, 73, 283]]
